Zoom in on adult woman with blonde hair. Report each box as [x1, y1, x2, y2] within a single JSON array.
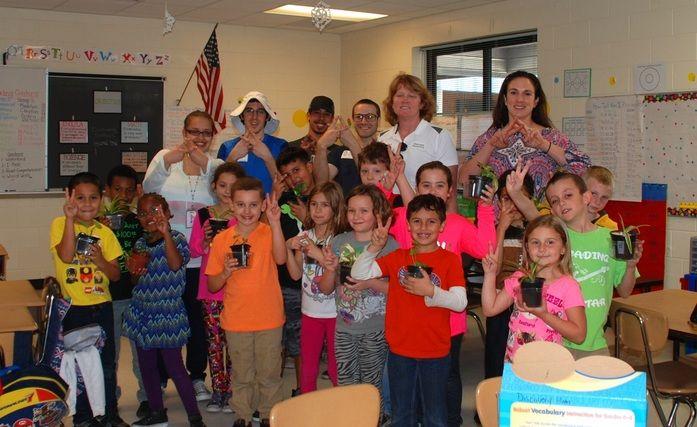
[[378, 73, 459, 209]]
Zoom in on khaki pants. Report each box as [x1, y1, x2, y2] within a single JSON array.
[[226, 327, 283, 421]]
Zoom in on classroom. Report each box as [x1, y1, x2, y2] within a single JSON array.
[[1, 0, 697, 426]]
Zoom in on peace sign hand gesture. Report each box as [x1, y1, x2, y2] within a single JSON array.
[[368, 216, 392, 254], [63, 188, 78, 220]]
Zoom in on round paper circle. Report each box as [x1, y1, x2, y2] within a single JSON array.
[[292, 109, 308, 128], [575, 355, 634, 379], [512, 341, 575, 383]]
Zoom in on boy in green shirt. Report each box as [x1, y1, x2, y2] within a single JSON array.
[[545, 172, 642, 357]]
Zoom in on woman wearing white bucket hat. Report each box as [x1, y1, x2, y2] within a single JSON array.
[[217, 91, 288, 194]]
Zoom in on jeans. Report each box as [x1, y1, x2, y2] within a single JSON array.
[[62, 302, 118, 423], [388, 351, 449, 427], [184, 268, 208, 381], [446, 334, 464, 426], [112, 298, 147, 403]]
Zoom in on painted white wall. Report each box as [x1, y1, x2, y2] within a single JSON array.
[[339, 0, 697, 290], [0, 6, 340, 279]]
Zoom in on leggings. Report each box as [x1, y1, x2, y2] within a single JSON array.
[[335, 329, 387, 408], [202, 299, 231, 396], [300, 314, 337, 393], [136, 347, 200, 418]]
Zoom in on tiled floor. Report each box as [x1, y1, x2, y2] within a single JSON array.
[[61, 309, 695, 426]]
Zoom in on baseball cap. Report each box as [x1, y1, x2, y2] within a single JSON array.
[[308, 95, 334, 115]]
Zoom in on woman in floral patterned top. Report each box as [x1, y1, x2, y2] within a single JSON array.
[[460, 71, 590, 198]]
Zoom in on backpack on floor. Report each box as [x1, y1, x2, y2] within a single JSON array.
[[0, 364, 68, 427]]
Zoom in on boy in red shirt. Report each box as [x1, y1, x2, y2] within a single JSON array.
[[206, 177, 287, 427], [350, 194, 467, 426]]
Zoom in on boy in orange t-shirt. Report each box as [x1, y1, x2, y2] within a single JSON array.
[[206, 177, 287, 427], [350, 194, 467, 426]]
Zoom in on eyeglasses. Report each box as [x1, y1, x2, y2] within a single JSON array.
[[243, 108, 267, 117], [352, 113, 378, 122], [136, 206, 162, 219], [186, 128, 213, 138]]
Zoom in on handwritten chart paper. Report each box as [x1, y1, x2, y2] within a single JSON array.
[[59, 153, 88, 176], [562, 117, 587, 149], [59, 121, 88, 143], [585, 96, 643, 201], [0, 66, 46, 192], [122, 151, 148, 172], [121, 121, 148, 143]]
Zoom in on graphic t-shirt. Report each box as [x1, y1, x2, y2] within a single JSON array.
[[300, 229, 336, 319], [566, 227, 628, 351], [331, 231, 398, 334], [49, 216, 123, 306], [376, 247, 465, 358], [109, 212, 143, 301], [503, 272, 585, 361]]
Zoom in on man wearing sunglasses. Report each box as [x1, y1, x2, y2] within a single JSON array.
[[218, 91, 287, 194]]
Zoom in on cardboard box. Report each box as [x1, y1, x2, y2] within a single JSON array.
[[500, 360, 647, 426]]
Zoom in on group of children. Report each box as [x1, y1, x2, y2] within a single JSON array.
[[51, 132, 640, 426]]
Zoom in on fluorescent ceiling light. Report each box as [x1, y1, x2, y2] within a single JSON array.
[[264, 4, 387, 22]]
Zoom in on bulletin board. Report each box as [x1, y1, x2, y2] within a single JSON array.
[[585, 93, 697, 205], [47, 73, 164, 189]]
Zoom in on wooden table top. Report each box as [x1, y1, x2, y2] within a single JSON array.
[[0, 280, 44, 307], [612, 289, 697, 337], [0, 307, 37, 333]]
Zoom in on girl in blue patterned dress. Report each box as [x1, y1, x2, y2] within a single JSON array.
[[124, 193, 205, 427]]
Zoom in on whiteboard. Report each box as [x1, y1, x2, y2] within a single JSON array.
[[0, 66, 47, 192], [585, 93, 697, 205]]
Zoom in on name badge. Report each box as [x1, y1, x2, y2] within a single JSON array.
[[186, 210, 196, 229], [341, 150, 353, 160]]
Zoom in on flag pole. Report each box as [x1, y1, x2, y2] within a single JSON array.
[[176, 22, 219, 106]]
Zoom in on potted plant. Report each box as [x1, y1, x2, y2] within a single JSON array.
[[230, 235, 251, 268], [208, 218, 229, 236], [338, 244, 358, 285], [519, 261, 544, 308], [468, 163, 498, 198], [75, 232, 100, 257], [292, 182, 308, 204], [126, 249, 150, 273], [99, 196, 130, 230], [405, 246, 433, 279], [610, 215, 647, 260]]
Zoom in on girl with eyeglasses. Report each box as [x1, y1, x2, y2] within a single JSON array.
[[142, 109, 224, 403]]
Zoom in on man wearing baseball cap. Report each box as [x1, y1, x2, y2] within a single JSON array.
[[218, 91, 287, 194]]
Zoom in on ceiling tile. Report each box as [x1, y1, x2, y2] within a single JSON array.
[[54, 0, 137, 14]]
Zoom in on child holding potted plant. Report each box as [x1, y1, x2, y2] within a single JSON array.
[[317, 184, 398, 414], [188, 162, 246, 413], [481, 215, 586, 362], [284, 182, 347, 393], [349, 194, 467, 426]]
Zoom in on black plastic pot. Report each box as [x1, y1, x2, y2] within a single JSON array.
[[611, 230, 637, 260], [521, 277, 545, 308], [230, 243, 251, 268], [468, 175, 493, 198], [105, 214, 123, 230], [406, 265, 433, 279], [339, 263, 352, 285], [75, 233, 100, 256], [209, 219, 229, 236]]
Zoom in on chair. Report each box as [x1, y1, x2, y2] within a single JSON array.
[[33, 277, 62, 362], [269, 384, 380, 427], [613, 306, 697, 427], [475, 376, 502, 427], [463, 254, 486, 343]]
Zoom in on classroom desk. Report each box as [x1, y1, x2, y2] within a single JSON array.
[[0, 279, 44, 308], [611, 289, 697, 360], [0, 307, 38, 333]]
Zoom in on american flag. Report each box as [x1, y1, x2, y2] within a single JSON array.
[[195, 29, 226, 133]]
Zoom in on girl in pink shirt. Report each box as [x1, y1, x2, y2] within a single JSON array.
[[188, 162, 245, 412], [481, 215, 586, 362]]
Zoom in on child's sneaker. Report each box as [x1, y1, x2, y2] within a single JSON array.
[[221, 393, 233, 413], [188, 414, 206, 427], [193, 379, 212, 401], [205, 393, 222, 413], [132, 409, 168, 427], [232, 420, 250, 427]]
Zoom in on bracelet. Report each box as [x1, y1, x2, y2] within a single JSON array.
[[545, 141, 552, 154]]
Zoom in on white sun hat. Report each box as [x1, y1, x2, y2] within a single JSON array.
[[230, 91, 279, 134]]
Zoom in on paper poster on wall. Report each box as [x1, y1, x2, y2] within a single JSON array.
[[564, 68, 591, 98], [460, 114, 492, 150], [634, 64, 666, 94], [121, 151, 148, 172], [59, 153, 88, 176], [94, 91, 121, 113], [59, 121, 88, 143], [121, 121, 148, 143], [562, 117, 587, 149], [164, 105, 193, 149]]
